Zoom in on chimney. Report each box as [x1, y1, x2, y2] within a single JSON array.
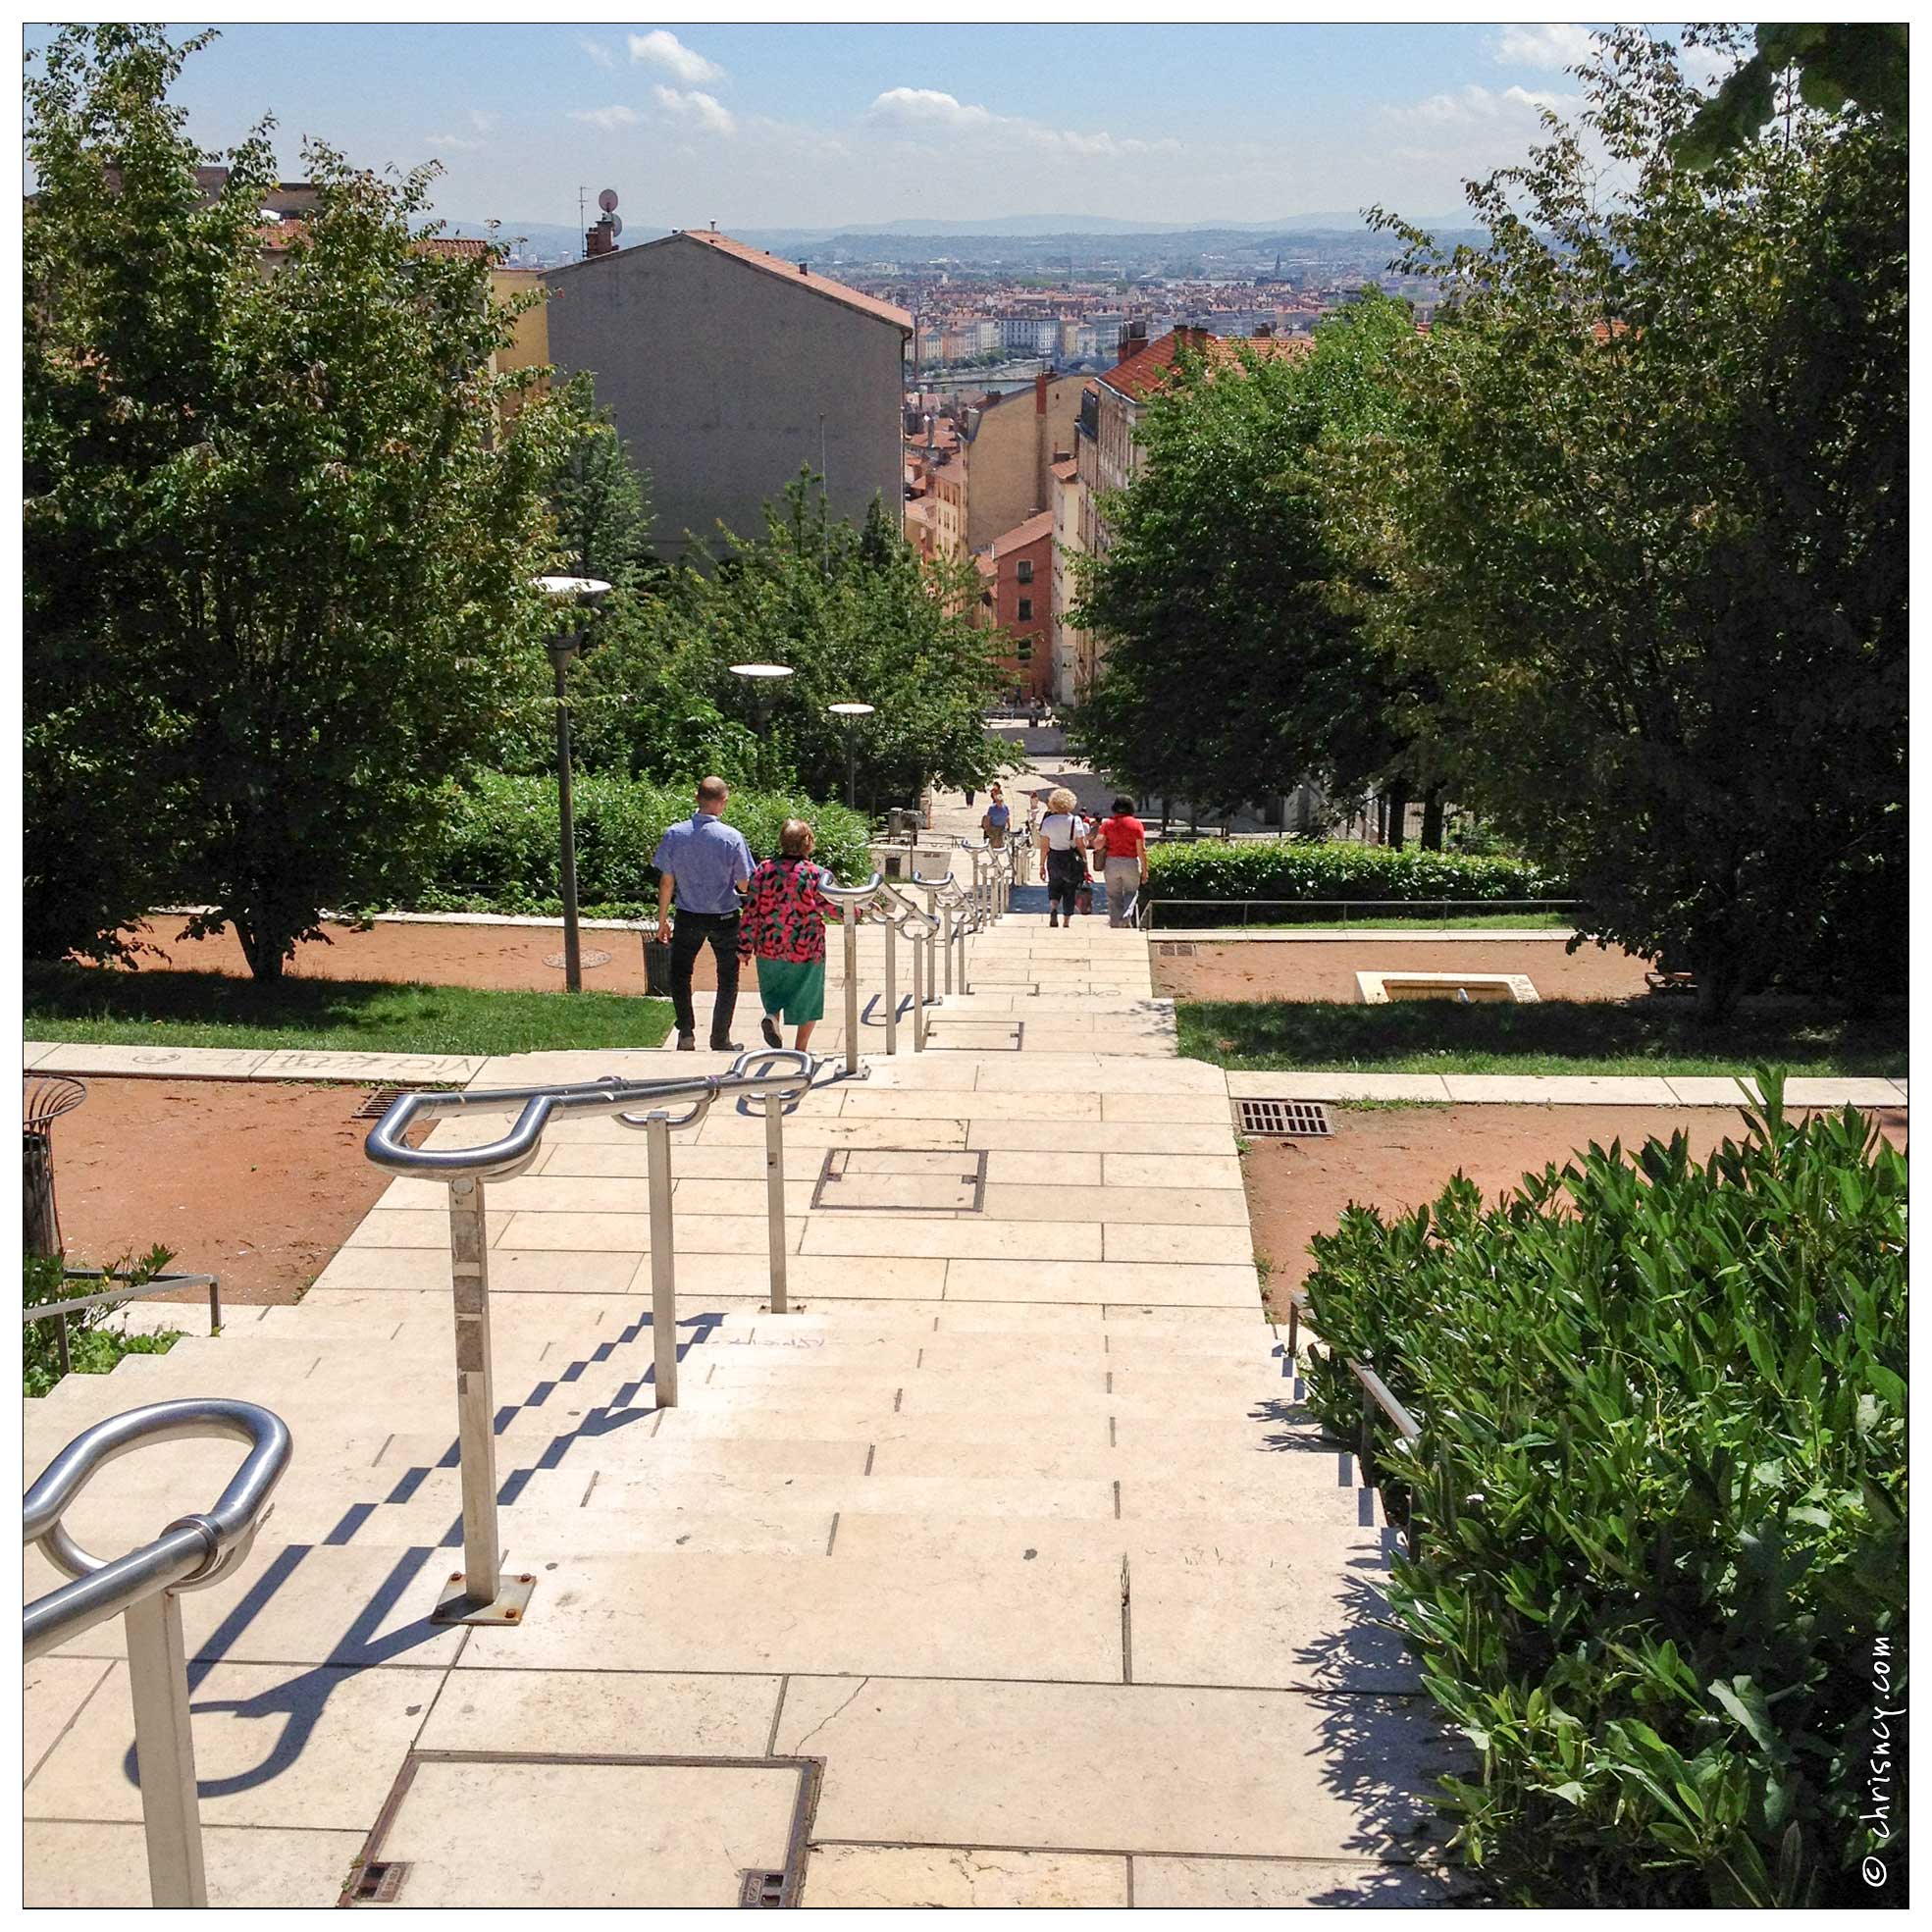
[[1034, 370, 1049, 414], [1116, 317, 1147, 367], [1253, 321, 1273, 339]]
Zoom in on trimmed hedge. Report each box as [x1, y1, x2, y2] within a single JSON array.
[[414, 772, 873, 917], [1301, 1077, 1906, 1906], [1142, 837, 1564, 923]]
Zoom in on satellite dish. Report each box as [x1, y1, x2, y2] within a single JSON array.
[[607, 214, 623, 238], [597, 187, 619, 214]]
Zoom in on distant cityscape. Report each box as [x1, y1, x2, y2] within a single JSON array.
[[453, 214, 1476, 379]]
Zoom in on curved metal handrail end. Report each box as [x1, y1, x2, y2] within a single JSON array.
[[364, 1091, 554, 1183]]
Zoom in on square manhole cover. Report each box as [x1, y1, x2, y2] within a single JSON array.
[[1235, 1098, 1333, 1138], [1157, 942, 1197, 958], [811, 1147, 987, 1212], [345, 1753, 819, 1907]]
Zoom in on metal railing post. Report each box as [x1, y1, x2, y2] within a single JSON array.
[[124, 1591, 205, 1907], [840, 911, 862, 1077], [446, 1175, 501, 1611], [646, 1112, 679, 1406], [940, 901, 954, 994], [764, 1096, 789, 1315], [883, 914, 898, 1055], [911, 924, 927, 1049]]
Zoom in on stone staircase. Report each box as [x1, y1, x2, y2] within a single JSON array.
[[24, 910, 1453, 1907]]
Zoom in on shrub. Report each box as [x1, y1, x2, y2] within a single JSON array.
[[1142, 838, 1563, 923], [25, 1246, 183, 1399], [1301, 1076, 1906, 1906], [413, 772, 873, 917]]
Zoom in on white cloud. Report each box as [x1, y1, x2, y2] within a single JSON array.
[[629, 29, 724, 84], [1492, 24, 1596, 71], [867, 87, 1176, 159], [569, 104, 641, 132], [868, 87, 993, 131], [426, 130, 486, 152], [1385, 82, 1572, 130], [578, 37, 615, 71], [653, 85, 735, 136], [468, 109, 496, 133]]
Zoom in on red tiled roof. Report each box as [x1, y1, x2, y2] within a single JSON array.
[[618, 229, 914, 334], [1099, 327, 1309, 403], [989, 509, 1054, 559], [1050, 458, 1078, 483], [414, 236, 492, 260]]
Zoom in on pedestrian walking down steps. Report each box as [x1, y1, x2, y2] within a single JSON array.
[[1037, 787, 1090, 928]]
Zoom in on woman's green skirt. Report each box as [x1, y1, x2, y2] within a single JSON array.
[[755, 956, 825, 1023]]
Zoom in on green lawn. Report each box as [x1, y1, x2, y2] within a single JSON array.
[[26, 963, 675, 1058], [1176, 998, 1906, 1078], [1153, 911, 1574, 933]]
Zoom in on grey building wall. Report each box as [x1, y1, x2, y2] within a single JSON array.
[[545, 236, 907, 565]]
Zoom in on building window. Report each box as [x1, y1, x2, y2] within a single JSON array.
[[1016, 642, 1033, 660], [1016, 558, 1033, 583], [1018, 598, 1033, 621]]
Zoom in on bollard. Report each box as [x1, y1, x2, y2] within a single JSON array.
[[763, 1095, 788, 1314], [646, 1112, 679, 1406], [446, 1174, 501, 1606]]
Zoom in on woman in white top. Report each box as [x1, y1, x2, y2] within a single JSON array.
[[1036, 786, 1089, 928]]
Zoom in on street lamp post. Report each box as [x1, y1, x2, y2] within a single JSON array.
[[536, 575, 612, 993], [828, 702, 875, 809], [729, 662, 794, 788]]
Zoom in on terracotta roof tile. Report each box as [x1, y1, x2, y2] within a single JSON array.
[[989, 509, 1054, 558], [1099, 327, 1309, 402]]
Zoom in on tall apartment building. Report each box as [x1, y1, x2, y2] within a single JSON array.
[[961, 370, 1085, 556], [974, 510, 1054, 701], [545, 229, 912, 565], [1049, 456, 1088, 705]]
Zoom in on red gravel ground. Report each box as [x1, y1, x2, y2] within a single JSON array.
[[105, 915, 718, 994], [50, 1078, 410, 1305], [1153, 937, 1654, 1004], [1245, 1101, 1908, 1320]]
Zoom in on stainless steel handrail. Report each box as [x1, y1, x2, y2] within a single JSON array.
[[24, 1398, 291, 1906], [362, 1049, 816, 1622], [878, 882, 939, 1052], [26, 1268, 225, 1378]]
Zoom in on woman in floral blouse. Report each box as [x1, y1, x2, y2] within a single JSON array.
[[738, 819, 844, 1051]]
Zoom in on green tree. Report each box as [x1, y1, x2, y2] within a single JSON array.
[[1070, 295, 1436, 830], [548, 375, 659, 591], [1677, 22, 1907, 168], [25, 26, 574, 977], [569, 475, 1006, 810], [1367, 27, 1906, 1018]]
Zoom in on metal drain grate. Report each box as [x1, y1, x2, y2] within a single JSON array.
[[1236, 1098, 1333, 1138], [1157, 941, 1197, 958], [353, 1086, 462, 1122], [349, 1861, 408, 1903], [740, 1870, 788, 1907]]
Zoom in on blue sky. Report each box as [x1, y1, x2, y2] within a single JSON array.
[[24, 22, 1708, 233]]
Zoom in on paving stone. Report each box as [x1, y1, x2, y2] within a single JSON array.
[[1784, 1077, 1907, 1108], [1103, 1223, 1256, 1266], [968, 1118, 1236, 1156], [1225, 1070, 1453, 1103], [1101, 1091, 1244, 1123], [802, 1845, 1129, 1907], [26, 1658, 442, 1830], [1662, 1076, 1754, 1106], [1132, 1854, 1457, 1906], [416, 1668, 781, 1757], [22, 1822, 367, 1907], [33, 1044, 276, 1078], [1438, 1074, 1679, 1105], [801, 1217, 1103, 1262], [256, 1049, 483, 1082], [772, 1676, 1446, 1860], [982, 1184, 1249, 1227], [23, 1041, 58, 1069], [450, 1551, 1124, 1680], [22, 1656, 116, 1784], [1101, 1153, 1245, 1189], [373, 1757, 802, 1906]]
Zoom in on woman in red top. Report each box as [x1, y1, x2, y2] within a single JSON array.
[[738, 819, 843, 1051], [1097, 797, 1149, 927]]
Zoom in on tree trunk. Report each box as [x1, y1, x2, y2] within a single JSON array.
[[1385, 780, 1410, 854], [1420, 788, 1445, 852], [237, 919, 287, 983], [1693, 951, 1743, 1026]]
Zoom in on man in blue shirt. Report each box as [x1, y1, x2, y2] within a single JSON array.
[[652, 776, 755, 1050]]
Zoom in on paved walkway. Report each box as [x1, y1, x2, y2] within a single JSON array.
[[23, 899, 1462, 1907]]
